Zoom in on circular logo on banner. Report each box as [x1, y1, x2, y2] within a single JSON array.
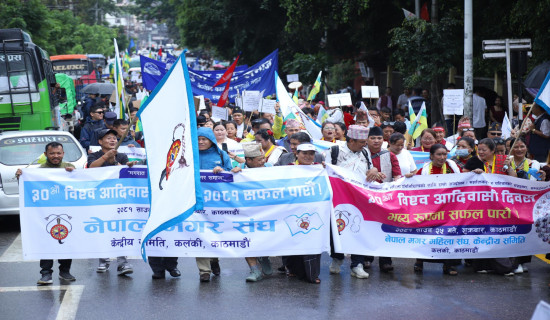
[[144, 62, 161, 75], [533, 191, 550, 244], [336, 218, 346, 232], [333, 204, 362, 234], [50, 224, 69, 241]]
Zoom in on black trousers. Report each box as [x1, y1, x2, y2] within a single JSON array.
[[148, 257, 178, 273], [40, 259, 72, 275], [365, 256, 393, 266]]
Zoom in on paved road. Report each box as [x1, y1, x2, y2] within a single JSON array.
[[1, 215, 549, 320]]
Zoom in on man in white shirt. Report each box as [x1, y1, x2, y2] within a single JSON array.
[[324, 125, 374, 279], [473, 88, 488, 139]]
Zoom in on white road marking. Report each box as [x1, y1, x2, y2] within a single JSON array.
[[0, 285, 84, 320]]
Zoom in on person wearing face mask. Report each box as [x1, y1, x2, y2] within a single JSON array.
[[451, 137, 476, 172]]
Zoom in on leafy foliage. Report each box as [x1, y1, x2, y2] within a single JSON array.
[[0, 0, 125, 57], [282, 53, 328, 85], [327, 60, 358, 90], [389, 16, 462, 87]]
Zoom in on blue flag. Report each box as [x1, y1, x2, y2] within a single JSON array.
[[140, 55, 167, 91], [166, 53, 177, 66], [127, 38, 135, 53], [188, 49, 278, 103]]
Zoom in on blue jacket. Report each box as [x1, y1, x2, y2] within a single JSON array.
[[80, 118, 106, 150], [198, 127, 232, 171]]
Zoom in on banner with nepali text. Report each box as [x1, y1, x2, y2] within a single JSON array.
[[328, 164, 550, 259], [19, 165, 331, 259]]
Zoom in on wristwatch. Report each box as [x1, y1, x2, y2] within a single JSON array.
[[532, 128, 536, 134]]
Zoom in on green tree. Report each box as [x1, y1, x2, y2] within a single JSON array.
[[173, 0, 287, 65], [390, 15, 462, 124]]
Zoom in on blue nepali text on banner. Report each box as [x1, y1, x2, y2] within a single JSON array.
[[18, 166, 331, 259]]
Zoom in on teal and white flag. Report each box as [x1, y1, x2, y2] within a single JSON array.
[[136, 51, 203, 260], [534, 71, 550, 114]]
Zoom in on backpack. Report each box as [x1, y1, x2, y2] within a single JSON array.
[[330, 145, 371, 169]]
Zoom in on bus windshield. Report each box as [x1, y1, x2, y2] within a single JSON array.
[[0, 53, 36, 94]]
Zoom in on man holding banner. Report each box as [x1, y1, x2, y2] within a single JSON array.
[[16, 142, 77, 285], [324, 125, 371, 278], [88, 129, 137, 275]]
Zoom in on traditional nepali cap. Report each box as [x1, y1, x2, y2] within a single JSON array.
[[355, 110, 369, 121], [488, 122, 502, 132], [347, 125, 369, 139], [297, 143, 316, 152], [242, 142, 263, 158], [368, 126, 383, 137], [285, 119, 301, 127]]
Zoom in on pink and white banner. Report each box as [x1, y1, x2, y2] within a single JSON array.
[[327, 164, 550, 259]]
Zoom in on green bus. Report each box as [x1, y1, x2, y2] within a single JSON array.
[[0, 28, 61, 131]]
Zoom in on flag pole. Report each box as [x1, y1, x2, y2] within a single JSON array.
[[506, 106, 533, 157], [115, 116, 138, 150]]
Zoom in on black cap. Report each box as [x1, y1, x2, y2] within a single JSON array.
[[368, 126, 383, 137], [197, 115, 207, 125], [97, 128, 118, 140]]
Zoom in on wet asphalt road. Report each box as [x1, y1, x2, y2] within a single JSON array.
[[1, 215, 550, 320]]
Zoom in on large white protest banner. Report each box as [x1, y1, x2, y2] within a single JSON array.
[[136, 52, 203, 259], [328, 164, 550, 259], [19, 166, 331, 259]]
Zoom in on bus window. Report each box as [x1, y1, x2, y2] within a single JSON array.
[[0, 53, 36, 93]]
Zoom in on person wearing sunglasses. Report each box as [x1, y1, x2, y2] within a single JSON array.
[[79, 105, 107, 152], [487, 122, 503, 139]]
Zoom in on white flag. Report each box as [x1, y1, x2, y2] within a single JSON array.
[[136, 52, 203, 260], [502, 112, 512, 139]]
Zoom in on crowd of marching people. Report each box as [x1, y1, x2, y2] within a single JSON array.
[[18, 77, 550, 286]]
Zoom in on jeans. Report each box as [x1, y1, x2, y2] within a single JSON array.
[[40, 259, 71, 275]]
